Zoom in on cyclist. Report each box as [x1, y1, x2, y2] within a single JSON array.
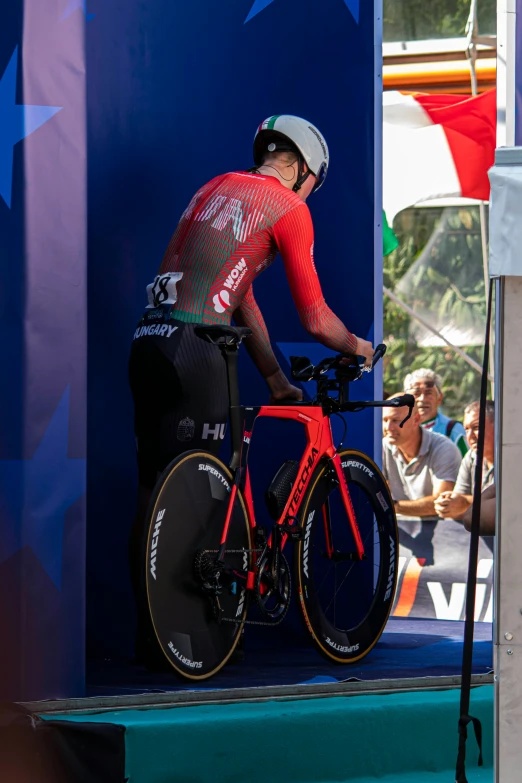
[[128, 114, 375, 665]]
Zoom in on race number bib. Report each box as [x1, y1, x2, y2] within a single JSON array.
[[146, 272, 183, 308]]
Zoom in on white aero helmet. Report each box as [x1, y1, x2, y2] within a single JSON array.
[[253, 114, 329, 193]]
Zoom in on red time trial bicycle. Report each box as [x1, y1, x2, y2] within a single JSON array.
[[145, 325, 414, 680]]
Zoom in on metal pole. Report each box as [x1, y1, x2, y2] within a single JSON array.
[[487, 0, 521, 779], [495, 276, 522, 783], [491, 3, 519, 767], [383, 285, 494, 381]]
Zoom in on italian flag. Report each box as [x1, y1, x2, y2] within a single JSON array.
[[382, 89, 496, 243]]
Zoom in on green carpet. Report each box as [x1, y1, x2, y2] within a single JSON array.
[[346, 772, 492, 783], [46, 686, 493, 783]]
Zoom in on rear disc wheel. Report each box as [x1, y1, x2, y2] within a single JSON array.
[[145, 451, 251, 680]]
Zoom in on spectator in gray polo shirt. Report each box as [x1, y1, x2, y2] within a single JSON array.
[[435, 400, 495, 521], [462, 484, 496, 535], [382, 394, 462, 520]]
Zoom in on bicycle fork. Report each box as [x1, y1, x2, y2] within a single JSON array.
[[322, 453, 366, 562]]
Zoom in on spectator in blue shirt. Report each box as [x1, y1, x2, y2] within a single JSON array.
[[404, 368, 468, 457]]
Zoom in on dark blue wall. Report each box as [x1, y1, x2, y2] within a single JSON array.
[[84, 0, 379, 658]]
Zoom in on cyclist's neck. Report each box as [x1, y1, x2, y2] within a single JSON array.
[[256, 163, 297, 191], [254, 163, 313, 202]]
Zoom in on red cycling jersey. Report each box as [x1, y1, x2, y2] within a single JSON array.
[[159, 171, 357, 376]]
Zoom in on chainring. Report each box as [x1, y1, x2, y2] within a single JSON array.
[[255, 551, 291, 623]]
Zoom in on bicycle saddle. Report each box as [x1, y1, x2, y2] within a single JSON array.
[[194, 325, 252, 346]]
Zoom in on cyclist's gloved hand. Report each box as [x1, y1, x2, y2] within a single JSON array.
[[266, 368, 303, 403], [355, 337, 375, 368]]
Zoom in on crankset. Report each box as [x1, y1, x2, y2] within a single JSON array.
[[193, 546, 291, 627], [254, 550, 291, 624]]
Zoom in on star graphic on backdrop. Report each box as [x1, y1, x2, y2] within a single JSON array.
[[245, 0, 359, 24], [0, 387, 86, 589], [0, 47, 62, 209], [60, 0, 95, 21]]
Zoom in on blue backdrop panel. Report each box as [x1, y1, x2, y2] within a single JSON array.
[[0, 0, 86, 699], [85, 0, 378, 657]]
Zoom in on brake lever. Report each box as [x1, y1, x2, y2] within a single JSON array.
[[358, 343, 387, 373]]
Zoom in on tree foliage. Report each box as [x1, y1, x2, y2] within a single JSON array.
[[383, 207, 489, 421], [381, 0, 495, 419], [383, 0, 496, 41]]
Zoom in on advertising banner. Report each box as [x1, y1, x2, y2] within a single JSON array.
[[395, 519, 493, 623]]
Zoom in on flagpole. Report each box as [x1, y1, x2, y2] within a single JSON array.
[[383, 286, 494, 382], [466, 0, 495, 395]]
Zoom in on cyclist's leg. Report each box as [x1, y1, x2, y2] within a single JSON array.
[[128, 338, 181, 666], [166, 323, 229, 456], [128, 321, 228, 665]]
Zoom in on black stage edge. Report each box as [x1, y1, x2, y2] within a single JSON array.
[[0, 702, 125, 782], [24, 673, 493, 716]]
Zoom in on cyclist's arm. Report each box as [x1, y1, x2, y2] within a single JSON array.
[[233, 285, 280, 378], [271, 205, 358, 355], [234, 287, 301, 400]]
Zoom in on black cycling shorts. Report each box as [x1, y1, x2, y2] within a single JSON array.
[[128, 307, 229, 490]]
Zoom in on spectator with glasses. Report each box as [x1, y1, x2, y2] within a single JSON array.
[[403, 368, 468, 457]]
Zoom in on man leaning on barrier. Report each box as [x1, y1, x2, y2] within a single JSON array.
[[382, 394, 462, 520], [462, 484, 496, 536], [434, 400, 495, 523]]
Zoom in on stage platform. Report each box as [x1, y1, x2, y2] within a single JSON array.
[[19, 618, 494, 783], [24, 616, 492, 712], [39, 686, 493, 783], [83, 616, 493, 701]]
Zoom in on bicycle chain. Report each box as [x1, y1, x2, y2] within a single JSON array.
[[221, 615, 286, 627], [201, 548, 288, 626], [202, 548, 262, 555]]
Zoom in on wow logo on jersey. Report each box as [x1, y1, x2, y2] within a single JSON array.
[[213, 289, 231, 313], [212, 258, 248, 313]]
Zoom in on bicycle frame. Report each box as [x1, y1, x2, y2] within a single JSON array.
[[211, 336, 411, 588], [218, 402, 365, 585]]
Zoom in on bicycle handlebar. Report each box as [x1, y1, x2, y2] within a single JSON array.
[[290, 343, 387, 383], [371, 343, 387, 369], [287, 342, 415, 427], [341, 393, 415, 428]]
